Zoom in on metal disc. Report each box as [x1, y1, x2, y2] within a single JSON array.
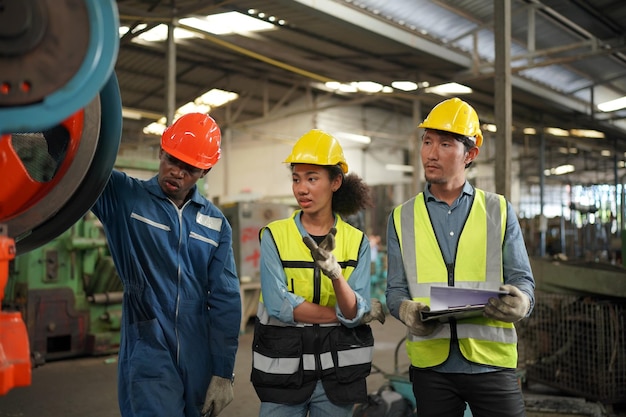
[[11, 74, 122, 253]]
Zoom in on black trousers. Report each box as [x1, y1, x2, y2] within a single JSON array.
[[410, 367, 526, 417]]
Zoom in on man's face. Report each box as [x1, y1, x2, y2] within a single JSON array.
[[421, 129, 476, 185], [157, 149, 207, 204]]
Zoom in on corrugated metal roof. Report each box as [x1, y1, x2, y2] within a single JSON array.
[[111, 0, 626, 183]]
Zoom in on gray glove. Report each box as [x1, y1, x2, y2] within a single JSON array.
[[399, 300, 438, 336], [303, 228, 342, 280], [360, 298, 386, 324], [484, 284, 530, 323], [202, 375, 233, 417]]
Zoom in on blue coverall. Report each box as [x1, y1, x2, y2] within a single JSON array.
[[91, 170, 241, 417]]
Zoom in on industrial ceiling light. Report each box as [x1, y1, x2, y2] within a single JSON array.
[[385, 164, 414, 173], [597, 96, 626, 112], [391, 81, 418, 91], [545, 127, 569, 137], [181, 12, 275, 35], [354, 81, 384, 93], [141, 88, 238, 135], [424, 82, 472, 96], [544, 164, 575, 176], [133, 25, 196, 42], [570, 129, 605, 139], [335, 132, 371, 144], [129, 11, 276, 42]]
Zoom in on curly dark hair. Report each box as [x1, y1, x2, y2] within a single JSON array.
[[326, 166, 373, 217]]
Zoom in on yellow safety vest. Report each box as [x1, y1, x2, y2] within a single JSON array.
[[262, 211, 360, 307], [393, 188, 518, 369]]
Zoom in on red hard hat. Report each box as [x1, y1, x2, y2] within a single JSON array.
[[161, 113, 221, 169]]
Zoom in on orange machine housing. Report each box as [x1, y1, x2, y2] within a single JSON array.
[[0, 232, 31, 395]]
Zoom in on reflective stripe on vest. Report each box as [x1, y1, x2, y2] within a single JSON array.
[[253, 345, 373, 374], [393, 188, 518, 369]]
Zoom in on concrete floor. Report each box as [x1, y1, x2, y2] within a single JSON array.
[[0, 316, 406, 417]]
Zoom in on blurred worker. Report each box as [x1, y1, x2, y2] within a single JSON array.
[[251, 129, 384, 417], [385, 98, 535, 417], [91, 113, 241, 417]]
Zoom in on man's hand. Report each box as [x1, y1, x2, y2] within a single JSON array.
[[483, 284, 530, 323], [202, 375, 233, 417], [399, 300, 438, 336], [360, 298, 385, 324], [303, 228, 342, 280]]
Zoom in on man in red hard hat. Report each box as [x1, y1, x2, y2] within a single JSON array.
[[92, 113, 241, 417]]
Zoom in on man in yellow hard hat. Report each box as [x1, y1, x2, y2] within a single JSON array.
[[385, 98, 534, 416]]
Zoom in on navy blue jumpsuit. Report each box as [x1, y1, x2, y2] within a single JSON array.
[[91, 170, 241, 417]]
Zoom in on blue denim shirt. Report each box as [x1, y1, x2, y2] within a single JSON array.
[[385, 182, 535, 373]]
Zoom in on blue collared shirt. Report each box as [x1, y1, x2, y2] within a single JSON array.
[[385, 182, 535, 373]]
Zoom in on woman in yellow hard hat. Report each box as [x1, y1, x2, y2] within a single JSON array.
[[251, 129, 384, 417]]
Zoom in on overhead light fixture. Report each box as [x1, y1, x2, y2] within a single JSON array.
[[131, 11, 276, 42], [142, 88, 239, 136], [143, 120, 167, 136], [391, 81, 418, 91], [181, 11, 275, 35], [135, 24, 196, 42], [424, 82, 472, 96], [570, 129, 605, 139], [354, 81, 384, 93], [545, 127, 569, 137], [484, 124, 497, 133], [385, 164, 414, 173], [601, 150, 612, 157], [523, 127, 537, 135], [335, 132, 371, 145], [544, 164, 575, 176], [597, 96, 626, 112]]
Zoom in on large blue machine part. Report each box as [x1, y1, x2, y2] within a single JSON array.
[[0, 0, 119, 134], [5, 214, 123, 363]]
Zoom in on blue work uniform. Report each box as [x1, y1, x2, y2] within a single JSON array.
[[91, 170, 241, 417]]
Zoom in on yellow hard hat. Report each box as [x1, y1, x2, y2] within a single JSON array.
[[284, 129, 349, 173], [418, 97, 483, 147]]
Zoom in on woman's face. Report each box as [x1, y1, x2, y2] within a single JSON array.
[[291, 164, 340, 215]]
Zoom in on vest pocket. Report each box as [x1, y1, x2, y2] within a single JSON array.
[[251, 322, 304, 389], [331, 325, 374, 383]]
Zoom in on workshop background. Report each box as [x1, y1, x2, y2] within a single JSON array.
[[1, 0, 625, 416]]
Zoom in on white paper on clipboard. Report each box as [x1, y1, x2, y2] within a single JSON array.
[[420, 286, 509, 322]]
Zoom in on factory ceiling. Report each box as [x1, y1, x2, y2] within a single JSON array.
[[113, 0, 626, 185]]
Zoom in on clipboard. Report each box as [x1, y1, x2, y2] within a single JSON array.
[[420, 286, 509, 322]]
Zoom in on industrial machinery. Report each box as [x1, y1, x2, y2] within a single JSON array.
[[0, 0, 123, 394], [3, 214, 123, 364]]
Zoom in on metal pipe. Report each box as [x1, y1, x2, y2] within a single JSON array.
[[88, 292, 123, 304]]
